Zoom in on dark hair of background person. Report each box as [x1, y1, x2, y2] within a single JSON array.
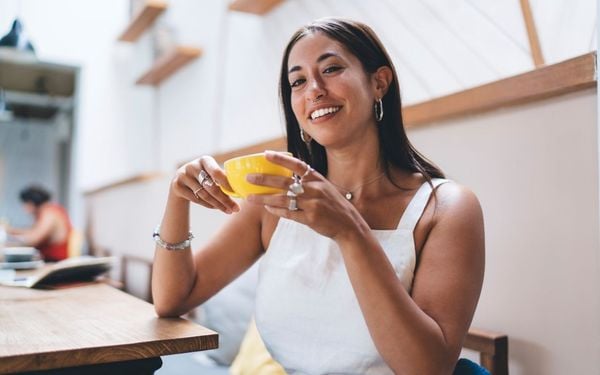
[[279, 17, 445, 186], [19, 185, 51, 207]]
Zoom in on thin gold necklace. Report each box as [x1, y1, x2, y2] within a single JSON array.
[[329, 172, 386, 200]]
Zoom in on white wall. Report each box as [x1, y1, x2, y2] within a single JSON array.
[[409, 89, 600, 374]]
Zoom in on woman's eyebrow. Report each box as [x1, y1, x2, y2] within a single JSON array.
[[288, 52, 340, 74]]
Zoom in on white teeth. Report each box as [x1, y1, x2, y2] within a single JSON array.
[[310, 106, 340, 120]]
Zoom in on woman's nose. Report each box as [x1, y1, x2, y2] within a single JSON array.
[[306, 77, 327, 102]]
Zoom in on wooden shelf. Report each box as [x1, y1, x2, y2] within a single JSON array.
[[228, 0, 284, 15], [118, 0, 168, 42], [136, 46, 202, 86]]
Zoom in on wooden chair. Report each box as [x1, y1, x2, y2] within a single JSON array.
[[121, 255, 154, 303], [460, 328, 509, 375], [67, 229, 84, 258]]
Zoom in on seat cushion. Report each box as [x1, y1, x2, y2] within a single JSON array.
[[454, 358, 490, 375]]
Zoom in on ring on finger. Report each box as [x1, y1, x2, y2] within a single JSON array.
[[193, 186, 204, 199], [301, 164, 313, 179], [288, 196, 298, 211], [288, 176, 304, 195], [198, 170, 214, 187]]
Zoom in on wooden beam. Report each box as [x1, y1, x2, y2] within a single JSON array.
[[519, 0, 545, 67], [136, 46, 202, 86], [83, 172, 164, 196], [404, 52, 596, 127], [228, 0, 284, 15], [118, 0, 168, 42], [213, 138, 287, 165]]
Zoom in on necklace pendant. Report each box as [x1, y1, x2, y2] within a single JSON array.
[[345, 192, 353, 200]]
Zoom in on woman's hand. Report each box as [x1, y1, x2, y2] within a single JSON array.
[[171, 156, 240, 214], [246, 151, 365, 240]]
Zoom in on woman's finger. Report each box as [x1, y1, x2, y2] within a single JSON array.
[[247, 193, 291, 209], [246, 174, 295, 190], [264, 204, 304, 221], [201, 156, 235, 192], [264, 151, 314, 178], [198, 157, 240, 212], [181, 174, 230, 212], [178, 186, 213, 210], [200, 183, 239, 213]]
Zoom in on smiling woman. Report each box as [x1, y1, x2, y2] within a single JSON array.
[[152, 17, 485, 375]]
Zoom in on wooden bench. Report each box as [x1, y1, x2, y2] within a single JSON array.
[[464, 328, 509, 374]]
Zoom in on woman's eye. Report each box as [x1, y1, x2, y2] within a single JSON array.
[[323, 66, 341, 74], [290, 79, 305, 88]]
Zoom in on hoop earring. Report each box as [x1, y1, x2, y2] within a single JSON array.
[[374, 98, 384, 122], [300, 128, 312, 143]]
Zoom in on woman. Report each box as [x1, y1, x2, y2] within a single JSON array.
[[8, 185, 71, 262], [153, 18, 485, 374]]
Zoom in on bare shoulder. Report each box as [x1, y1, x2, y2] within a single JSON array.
[[433, 181, 483, 225]]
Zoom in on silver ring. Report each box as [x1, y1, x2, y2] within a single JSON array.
[[288, 196, 298, 211], [193, 187, 204, 199], [301, 164, 313, 179], [288, 178, 304, 195], [198, 170, 214, 187]]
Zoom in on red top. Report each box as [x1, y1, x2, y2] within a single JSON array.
[[37, 203, 72, 262]]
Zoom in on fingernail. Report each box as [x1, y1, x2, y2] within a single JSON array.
[[246, 174, 258, 182]]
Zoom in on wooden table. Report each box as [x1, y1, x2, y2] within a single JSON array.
[[0, 283, 218, 374]]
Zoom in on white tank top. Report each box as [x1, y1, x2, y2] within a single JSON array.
[[255, 178, 449, 374]]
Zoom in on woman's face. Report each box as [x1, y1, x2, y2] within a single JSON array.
[[22, 202, 36, 215], [287, 32, 377, 148]]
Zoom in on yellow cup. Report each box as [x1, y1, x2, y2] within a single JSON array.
[[220, 152, 293, 198]]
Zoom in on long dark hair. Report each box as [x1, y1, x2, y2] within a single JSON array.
[[279, 18, 444, 184]]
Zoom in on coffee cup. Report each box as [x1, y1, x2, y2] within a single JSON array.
[[220, 152, 293, 198]]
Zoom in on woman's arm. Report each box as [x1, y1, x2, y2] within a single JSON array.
[[9, 209, 58, 247], [337, 183, 484, 374], [152, 157, 265, 317]]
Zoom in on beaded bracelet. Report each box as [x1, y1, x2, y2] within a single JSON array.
[[153, 225, 194, 251]]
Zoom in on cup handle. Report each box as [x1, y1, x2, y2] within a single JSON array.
[[219, 185, 241, 198]]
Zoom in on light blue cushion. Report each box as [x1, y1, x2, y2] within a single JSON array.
[[159, 352, 229, 375]]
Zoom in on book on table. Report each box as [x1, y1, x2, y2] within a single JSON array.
[[0, 256, 115, 288]]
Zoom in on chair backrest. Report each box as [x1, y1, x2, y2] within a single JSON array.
[[67, 229, 84, 258], [121, 255, 154, 303], [462, 328, 509, 375]]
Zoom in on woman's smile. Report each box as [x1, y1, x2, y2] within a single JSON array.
[[309, 106, 342, 122]]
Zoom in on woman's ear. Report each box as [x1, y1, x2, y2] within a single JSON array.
[[372, 66, 393, 98]]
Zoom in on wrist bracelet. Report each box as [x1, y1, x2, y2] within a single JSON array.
[[153, 225, 194, 251]]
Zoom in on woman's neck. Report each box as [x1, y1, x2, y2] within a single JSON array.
[[325, 135, 385, 198]]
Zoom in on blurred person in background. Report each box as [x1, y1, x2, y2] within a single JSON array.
[[7, 185, 71, 262]]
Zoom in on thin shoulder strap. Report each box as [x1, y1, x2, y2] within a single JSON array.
[[397, 178, 450, 231]]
